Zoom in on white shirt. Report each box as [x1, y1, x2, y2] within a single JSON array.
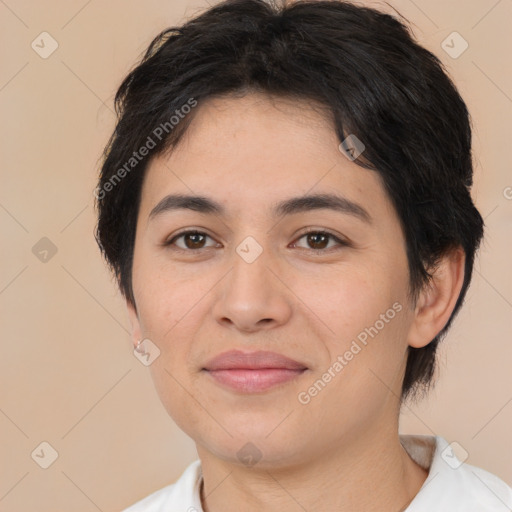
[[123, 435, 512, 511]]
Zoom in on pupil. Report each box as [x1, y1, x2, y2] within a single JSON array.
[[309, 233, 327, 249], [187, 233, 204, 249]]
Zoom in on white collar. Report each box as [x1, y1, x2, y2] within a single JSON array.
[[123, 435, 512, 511]]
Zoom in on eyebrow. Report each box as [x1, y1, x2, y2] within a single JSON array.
[[148, 193, 372, 224]]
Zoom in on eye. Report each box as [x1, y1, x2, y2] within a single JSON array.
[[163, 229, 350, 253], [164, 230, 219, 251], [291, 230, 349, 252]]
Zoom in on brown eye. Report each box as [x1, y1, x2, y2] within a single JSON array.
[[293, 230, 349, 252], [164, 229, 348, 253], [306, 232, 329, 250], [165, 230, 217, 251], [182, 232, 207, 249]]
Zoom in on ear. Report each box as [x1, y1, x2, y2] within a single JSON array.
[[126, 298, 143, 349], [407, 246, 466, 349]]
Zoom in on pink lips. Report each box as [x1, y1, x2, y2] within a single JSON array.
[[203, 350, 308, 393]]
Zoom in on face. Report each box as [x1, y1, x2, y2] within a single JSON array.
[[127, 92, 418, 468]]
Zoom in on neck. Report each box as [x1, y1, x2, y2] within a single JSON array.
[[198, 426, 428, 512]]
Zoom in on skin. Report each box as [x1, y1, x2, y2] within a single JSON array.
[[126, 92, 465, 511]]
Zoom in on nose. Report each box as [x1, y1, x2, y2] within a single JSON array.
[[211, 244, 293, 334]]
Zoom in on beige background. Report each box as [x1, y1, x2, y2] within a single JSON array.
[[1, 0, 511, 510]]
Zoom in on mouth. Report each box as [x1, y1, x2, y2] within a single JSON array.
[[204, 368, 307, 393], [202, 350, 308, 393]]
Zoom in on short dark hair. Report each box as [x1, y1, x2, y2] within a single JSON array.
[[95, 0, 484, 402]]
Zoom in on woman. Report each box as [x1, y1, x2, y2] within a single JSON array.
[[95, 0, 512, 510]]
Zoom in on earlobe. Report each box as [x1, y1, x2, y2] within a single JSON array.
[[126, 298, 143, 348], [407, 247, 466, 349]]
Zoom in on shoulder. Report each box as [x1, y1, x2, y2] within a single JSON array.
[[404, 435, 512, 511], [450, 461, 512, 510], [122, 460, 202, 512]]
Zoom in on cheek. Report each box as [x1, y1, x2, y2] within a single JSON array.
[[293, 262, 409, 393], [293, 262, 400, 342], [133, 255, 204, 336], [137, 273, 209, 433]]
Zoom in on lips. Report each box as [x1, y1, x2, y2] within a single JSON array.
[[203, 350, 307, 371], [202, 350, 308, 393]]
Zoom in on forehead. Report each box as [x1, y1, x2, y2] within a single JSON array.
[[138, 92, 394, 224]]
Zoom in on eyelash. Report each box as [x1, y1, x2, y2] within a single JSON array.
[[163, 229, 350, 254]]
